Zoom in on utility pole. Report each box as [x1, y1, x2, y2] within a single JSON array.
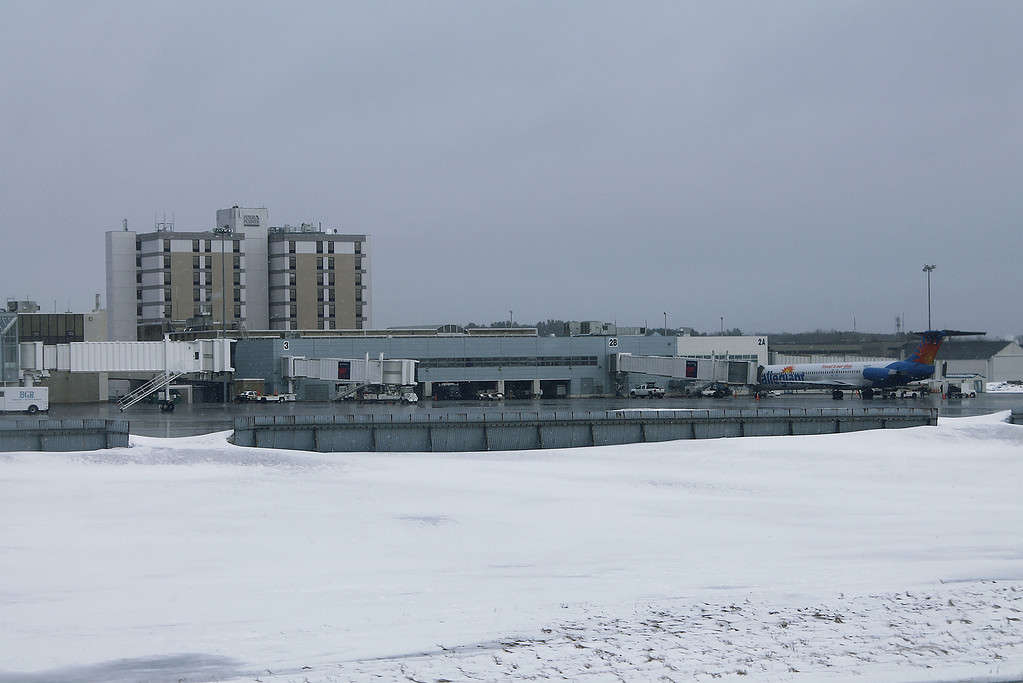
[[922, 264, 936, 329], [214, 225, 232, 402]]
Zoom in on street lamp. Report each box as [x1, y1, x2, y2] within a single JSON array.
[[922, 264, 936, 330], [213, 225, 231, 404], [663, 311, 668, 336], [213, 226, 232, 336]]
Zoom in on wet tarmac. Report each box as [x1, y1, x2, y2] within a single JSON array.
[[3, 392, 1020, 437]]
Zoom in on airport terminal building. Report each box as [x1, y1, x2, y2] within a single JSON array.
[[230, 329, 769, 400]]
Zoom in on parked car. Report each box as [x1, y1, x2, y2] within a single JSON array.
[[476, 390, 504, 401]]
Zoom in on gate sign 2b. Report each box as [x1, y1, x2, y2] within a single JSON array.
[[337, 361, 351, 380], [608, 337, 618, 348]]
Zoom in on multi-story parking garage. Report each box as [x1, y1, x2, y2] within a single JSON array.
[[229, 329, 769, 400]]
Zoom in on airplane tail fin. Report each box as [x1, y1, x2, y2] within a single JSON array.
[[906, 330, 985, 365]]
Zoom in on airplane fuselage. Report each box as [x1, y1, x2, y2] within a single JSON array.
[[759, 360, 935, 391]]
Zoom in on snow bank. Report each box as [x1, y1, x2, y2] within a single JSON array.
[[988, 381, 1023, 393], [1, 414, 1021, 682]]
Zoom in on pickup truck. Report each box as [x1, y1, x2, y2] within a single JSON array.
[[629, 383, 665, 398]]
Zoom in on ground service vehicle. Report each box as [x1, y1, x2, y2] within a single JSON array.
[[630, 383, 665, 398], [236, 390, 296, 403], [260, 393, 296, 403], [476, 390, 505, 401], [701, 383, 732, 398], [0, 386, 49, 414]]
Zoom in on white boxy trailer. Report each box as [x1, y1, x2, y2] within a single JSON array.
[[0, 386, 49, 414]]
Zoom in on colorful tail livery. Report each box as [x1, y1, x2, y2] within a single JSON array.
[[758, 329, 985, 399], [905, 330, 985, 365]]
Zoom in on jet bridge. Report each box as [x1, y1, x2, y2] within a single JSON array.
[[18, 338, 234, 374], [16, 337, 235, 410], [282, 354, 418, 394], [613, 353, 757, 385]]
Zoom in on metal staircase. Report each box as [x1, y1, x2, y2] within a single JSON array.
[[335, 382, 371, 401], [118, 372, 185, 411]]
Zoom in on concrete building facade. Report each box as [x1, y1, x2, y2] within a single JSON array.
[[137, 230, 246, 330], [673, 335, 769, 367], [268, 227, 368, 331], [105, 207, 369, 340], [105, 229, 138, 342], [16, 309, 109, 402], [216, 207, 269, 329]]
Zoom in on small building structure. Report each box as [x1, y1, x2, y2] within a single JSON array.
[[898, 339, 1023, 382], [11, 303, 109, 403]]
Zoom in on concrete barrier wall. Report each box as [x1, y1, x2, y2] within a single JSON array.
[[1011, 409, 1023, 425], [233, 408, 938, 454], [0, 419, 129, 452]]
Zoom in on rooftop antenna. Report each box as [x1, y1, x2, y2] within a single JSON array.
[[155, 211, 175, 232]]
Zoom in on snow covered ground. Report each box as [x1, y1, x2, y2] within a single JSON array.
[[988, 381, 1023, 394], [1, 413, 1021, 682]]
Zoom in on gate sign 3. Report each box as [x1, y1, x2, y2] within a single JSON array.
[[608, 337, 618, 348]]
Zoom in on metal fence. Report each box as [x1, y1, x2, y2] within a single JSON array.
[[233, 407, 938, 453], [0, 419, 129, 452]]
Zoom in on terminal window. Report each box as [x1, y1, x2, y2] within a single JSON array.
[[418, 355, 598, 369]]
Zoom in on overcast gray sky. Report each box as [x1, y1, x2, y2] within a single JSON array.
[[1, 1, 1020, 335]]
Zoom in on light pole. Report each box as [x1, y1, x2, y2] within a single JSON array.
[[922, 264, 936, 329], [663, 312, 668, 336], [213, 226, 231, 403]]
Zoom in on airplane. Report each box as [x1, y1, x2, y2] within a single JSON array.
[[756, 330, 985, 400]]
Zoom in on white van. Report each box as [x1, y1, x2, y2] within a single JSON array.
[[0, 386, 49, 414]]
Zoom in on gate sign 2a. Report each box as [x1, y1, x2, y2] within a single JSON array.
[[337, 361, 351, 380], [608, 337, 618, 348]]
